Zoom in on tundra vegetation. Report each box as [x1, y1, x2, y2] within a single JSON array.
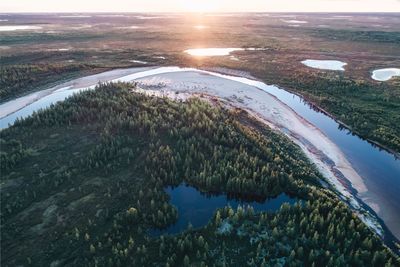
[[1, 13, 399, 152]]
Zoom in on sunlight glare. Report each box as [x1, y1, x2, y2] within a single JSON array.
[[180, 0, 219, 12], [184, 48, 244, 57], [194, 25, 208, 30]]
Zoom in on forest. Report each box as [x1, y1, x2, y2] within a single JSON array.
[[0, 32, 105, 46], [0, 64, 99, 103], [310, 28, 400, 43], [1, 83, 399, 266]]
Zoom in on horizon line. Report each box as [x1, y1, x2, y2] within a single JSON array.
[[2, 11, 400, 14]]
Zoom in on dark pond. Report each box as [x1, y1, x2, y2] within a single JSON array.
[[151, 184, 297, 235]]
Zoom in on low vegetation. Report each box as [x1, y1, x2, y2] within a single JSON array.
[[0, 32, 104, 46], [310, 28, 400, 44], [1, 83, 398, 266]]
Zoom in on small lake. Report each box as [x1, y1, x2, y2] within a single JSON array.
[[184, 48, 244, 57], [193, 25, 208, 30], [282, 20, 308, 24], [371, 68, 400, 81], [151, 185, 297, 235], [0, 25, 42, 31], [184, 48, 267, 57], [301, 59, 347, 71]]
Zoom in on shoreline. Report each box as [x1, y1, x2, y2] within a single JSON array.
[[282, 87, 400, 159], [199, 66, 400, 159], [135, 86, 399, 253], [1, 66, 399, 247], [2, 64, 399, 159], [132, 69, 399, 247], [0, 66, 156, 119]]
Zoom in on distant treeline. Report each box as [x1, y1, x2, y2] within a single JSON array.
[[0, 64, 94, 102], [310, 28, 400, 44], [263, 70, 400, 154]]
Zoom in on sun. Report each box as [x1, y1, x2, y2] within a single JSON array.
[[180, 0, 219, 13]]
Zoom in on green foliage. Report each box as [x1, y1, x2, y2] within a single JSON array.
[[0, 138, 31, 171], [0, 64, 94, 102], [1, 83, 398, 266], [0, 32, 103, 46], [310, 28, 400, 43], [156, 189, 399, 266], [268, 73, 400, 153]]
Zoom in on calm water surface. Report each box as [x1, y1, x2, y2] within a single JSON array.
[[151, 185, 297, 235], [301, 59, 347, 71], [371, 68, 400, 81]]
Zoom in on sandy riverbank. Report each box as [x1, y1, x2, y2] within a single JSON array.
[[135, 71, 367, 193], [1, 66, 397, 241], [0, 67, 154, 119], [132, 70, 397, 239]]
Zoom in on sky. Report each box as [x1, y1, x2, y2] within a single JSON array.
[[1, 0, 400, 13]]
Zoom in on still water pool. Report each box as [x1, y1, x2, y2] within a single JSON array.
[[151, 185, 297, 235]]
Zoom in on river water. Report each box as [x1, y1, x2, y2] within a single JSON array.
[[0, 66, 399, 248]]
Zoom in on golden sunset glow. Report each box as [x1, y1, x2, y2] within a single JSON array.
[[180, 0, 219, 13]]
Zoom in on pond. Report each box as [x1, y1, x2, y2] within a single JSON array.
[[0, 25, 42, 31], [282, 20, 308, 24], [371, 68, 400, 81], [184, 48, 244, 57], [301, 59, 347, 71], [151, 185, 297, 235], [183, 47, 266, 57]]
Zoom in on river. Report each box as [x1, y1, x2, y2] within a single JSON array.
[[0, 66, 399, 250]]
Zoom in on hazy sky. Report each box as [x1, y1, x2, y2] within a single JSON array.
[[1, 0, 400, 13]]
